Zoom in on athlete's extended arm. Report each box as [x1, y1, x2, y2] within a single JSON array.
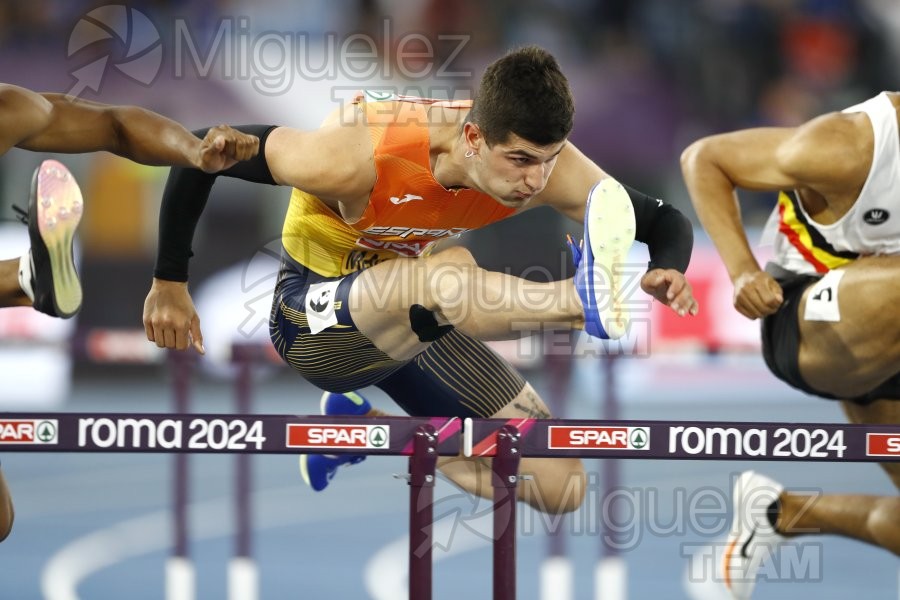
[[538, 143, 698, 316], [144, 121, 374, 352], [679, 112, 865, 319], [0, 85, 258, 172]]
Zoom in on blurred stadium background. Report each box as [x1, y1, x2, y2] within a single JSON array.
[[0, 1, 898, 598]]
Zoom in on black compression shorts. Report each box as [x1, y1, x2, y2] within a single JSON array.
[[761, 271, 900, 405], [270, 252, 527, 418]]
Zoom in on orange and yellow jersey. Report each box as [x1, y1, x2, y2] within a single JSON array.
[[281, 92, 516, 277]]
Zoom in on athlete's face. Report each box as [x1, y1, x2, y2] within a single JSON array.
[[472, 132, 566, 208]]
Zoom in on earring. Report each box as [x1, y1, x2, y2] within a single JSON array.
[[465, 149, 475, 158]]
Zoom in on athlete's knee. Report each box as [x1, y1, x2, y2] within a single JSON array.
[[548, 459, 586, 514], [523, 458, 586, 515], [866, 497, 900, 555], [0, 496, 13, 542], [429, 245, 477, 267]]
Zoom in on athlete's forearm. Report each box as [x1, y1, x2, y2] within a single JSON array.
[[680, 140, 762, 281], [106, 104, 205, 167], [623, 184, 693, 273], [155, 125, 279, 281]]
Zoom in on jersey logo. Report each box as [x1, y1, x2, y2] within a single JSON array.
[[357, 237, 434, 257], [863, 208, 890, 225], [389, 194, 424, 205], [309, 289, 332, 313]]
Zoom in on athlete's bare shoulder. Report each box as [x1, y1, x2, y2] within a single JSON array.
[[265, 102, 376, 202], [886, 91, 900, 109], [775, 108, 872, 192]]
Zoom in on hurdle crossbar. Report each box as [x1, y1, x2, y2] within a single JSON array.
[[5, 413, 900, 600], [464, 418, 900, 462]]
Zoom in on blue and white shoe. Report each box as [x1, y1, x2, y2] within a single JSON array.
[[568, 178, 635, 339], [299, 391, 372, 492], [320, 390, 371, 417]]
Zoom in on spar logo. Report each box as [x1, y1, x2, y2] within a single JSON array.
[[286, 424, 390, 449], [0, 419, 59, 444], [866, 433, 900, 457], [548, 426, 650, 451]]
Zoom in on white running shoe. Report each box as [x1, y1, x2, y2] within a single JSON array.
[[721, 471, 785, 599]]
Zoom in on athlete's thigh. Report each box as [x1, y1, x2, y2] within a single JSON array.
[[270, 264, 405, 392], [798, 256, 900, 396], [842, 398, 900, 491], [348, 247, 473, 361]]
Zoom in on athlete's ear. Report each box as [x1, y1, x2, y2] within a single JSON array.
[[462, 122, 483, 155]]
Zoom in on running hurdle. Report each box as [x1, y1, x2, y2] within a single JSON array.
[[4, 411, 900, 599]]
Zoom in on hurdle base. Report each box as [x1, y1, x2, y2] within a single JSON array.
[[595, 556, 627, 600], [540, 556, 573, 600], [228, 557, 259, 600], [165, 556, 196, 600]]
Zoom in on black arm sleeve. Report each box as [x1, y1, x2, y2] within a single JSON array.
[[623, 183, 693, 274], [154, 124, 279, 281]]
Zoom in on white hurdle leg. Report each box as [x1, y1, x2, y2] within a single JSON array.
[[228, 557, 259, 600], [540, 556, 574, 600], [595, 556, 627, 600], [165, 556, 196, 600]]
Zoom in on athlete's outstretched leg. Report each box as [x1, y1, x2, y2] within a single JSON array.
[[350, 245, 585, 360]]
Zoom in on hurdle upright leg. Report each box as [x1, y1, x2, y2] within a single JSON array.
[[230, 346, 259, 600], [492, 425, 522, 600], [167, 351, 196, 600], [408, 425, 438, 600], [541, 345, 574, 600], [596, 355, 626, 600]]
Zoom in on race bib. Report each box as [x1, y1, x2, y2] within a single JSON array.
[[803, 270, 845, 322]]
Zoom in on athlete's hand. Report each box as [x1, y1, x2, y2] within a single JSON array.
[[143, 278, 205, 354], [641, 268, 699, 317], [732, 270, 783, 319], [195, 125, 259, 173]]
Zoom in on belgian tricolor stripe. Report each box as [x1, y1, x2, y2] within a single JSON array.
[[776, 191, 858, 273]]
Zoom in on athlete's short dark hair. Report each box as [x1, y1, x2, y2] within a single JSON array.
[[469, 46, 574, 146]]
